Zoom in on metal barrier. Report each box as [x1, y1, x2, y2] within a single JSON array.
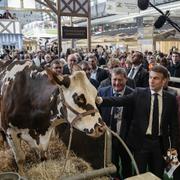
[[169, 77, 180, 95], [0, 172, 25, 180], [170, 77, 180, 84], [62, 130, 116, 180]]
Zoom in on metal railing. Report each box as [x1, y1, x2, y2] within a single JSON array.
[[62, 130, 116, 180]]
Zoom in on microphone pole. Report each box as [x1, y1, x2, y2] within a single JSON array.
[[148, 2, 180, 32]]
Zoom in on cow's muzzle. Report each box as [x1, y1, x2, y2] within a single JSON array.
[[83, 119, 105, 138]]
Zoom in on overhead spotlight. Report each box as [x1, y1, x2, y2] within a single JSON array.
[[137, 0, 149, 10], [154, 11, 170, 29]]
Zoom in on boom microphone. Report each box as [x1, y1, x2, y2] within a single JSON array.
[[154, 11, 170, 29], [154, 16, 167, 29], [137, 0, 149, 10]]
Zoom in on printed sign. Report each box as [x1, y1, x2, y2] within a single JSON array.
[[62, 26, 87, 39]]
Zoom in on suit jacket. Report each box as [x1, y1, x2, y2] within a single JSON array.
[[63, 64, 71, 75], [169, 62, 180, 88], [98, 86, 134, 140], [90, 78, 99, 89], [95, 67, 109, 83], [170, 62, 180, 77], [101, 87, 179, 153], [128, 65, 149, 87]]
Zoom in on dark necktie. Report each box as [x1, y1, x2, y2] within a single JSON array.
[[129, 68, 135, 78], [152, 93, 159, 136], [114, 92, 120, 97]]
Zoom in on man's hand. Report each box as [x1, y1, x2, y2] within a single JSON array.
[[96, 96, 103, 104]]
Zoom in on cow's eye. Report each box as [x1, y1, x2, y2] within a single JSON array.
[[72, 93, 87, 108], [78, 94, 86, 104], [77, 97, 83, 103]]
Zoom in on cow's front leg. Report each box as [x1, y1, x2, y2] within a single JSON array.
[[6, 128, 25, 175]]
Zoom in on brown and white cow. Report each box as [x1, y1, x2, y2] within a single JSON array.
[[0, 60, 105, 174]]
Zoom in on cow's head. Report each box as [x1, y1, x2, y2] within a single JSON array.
[[46, 68, 105, 137]]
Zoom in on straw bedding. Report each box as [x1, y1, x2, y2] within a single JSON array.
[[0, 136, 109, 180]]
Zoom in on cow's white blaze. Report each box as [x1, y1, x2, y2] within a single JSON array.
[[58, 71, 101, 133]]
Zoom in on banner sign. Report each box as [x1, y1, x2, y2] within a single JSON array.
[[62, 26, 87, 39]]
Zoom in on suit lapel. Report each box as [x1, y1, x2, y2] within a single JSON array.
[[110, 87, 113, 96], [124, 87, 128, 95], [134, 65, 142, 79], [146, 89, 151, 125], [161, 91, 168, 125], [96, 68, 100, 81]]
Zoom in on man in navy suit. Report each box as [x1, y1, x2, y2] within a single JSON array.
[[98, 67, 134, 179], [98, 65, 179, 179], [88, 54, 109, 84]]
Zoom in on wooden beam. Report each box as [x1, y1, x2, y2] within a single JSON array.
[[44, 0, 58, 14], [45, 11, 57, 22], [35, 0, 50, 9]]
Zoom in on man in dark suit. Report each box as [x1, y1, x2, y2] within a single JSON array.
[[98, 67, 134, 179], [88, 54, 109, 84], [79, 61, 99, 89], [98, 65, 179, 179], [169, 52, 180, 88], [169, 51, 180, 78], [128, 51, 149, 87], [63, 54, 77, 75]]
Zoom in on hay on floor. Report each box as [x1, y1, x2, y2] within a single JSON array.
[[0, 136, 109, 180]]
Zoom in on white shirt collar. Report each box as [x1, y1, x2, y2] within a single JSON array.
[[150, 88, 163, 96], [113, 86, 126, 96], [132, 63, 142, 70]]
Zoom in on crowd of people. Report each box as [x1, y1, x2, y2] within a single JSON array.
[[0, 45, 180, 180], [0, 10, 17, 19]]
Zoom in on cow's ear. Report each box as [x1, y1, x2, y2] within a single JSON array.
[[45, 68, 70, 88], [71, 64, 82, 74]]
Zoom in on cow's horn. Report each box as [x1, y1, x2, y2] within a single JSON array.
[[45, 68, 70, 88]]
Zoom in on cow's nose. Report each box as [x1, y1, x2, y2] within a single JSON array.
[[94, 120, 105, 135], [97, 125, 104, 133], [83, 128, 93, 134]]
